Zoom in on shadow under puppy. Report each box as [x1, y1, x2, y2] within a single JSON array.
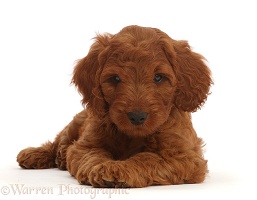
[[17, 25, 213, 188]]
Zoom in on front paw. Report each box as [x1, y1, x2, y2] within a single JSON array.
[[78, 161, 131, 188], [89, 161, 130, 188]]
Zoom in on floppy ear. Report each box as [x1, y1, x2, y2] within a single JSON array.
[[72, 34, 112, 115], [156, 29, 213, 112]]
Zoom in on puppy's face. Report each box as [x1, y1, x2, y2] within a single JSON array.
[[73, 26, 212, 137], [100, 44, 177, 136]]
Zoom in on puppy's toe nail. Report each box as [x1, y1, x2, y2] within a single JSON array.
[[118, 182, 130, 188], [80, 180, 86, 185], [80, 180, 90, 185], [103, 180, 116, 188]]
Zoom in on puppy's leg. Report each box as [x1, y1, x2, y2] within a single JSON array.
[[66, 143, 113, 186], [55, 110, 88, 170], [17, 110, 87, 169]]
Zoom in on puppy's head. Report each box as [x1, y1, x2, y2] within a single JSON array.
[[72, 25, 212, 137]]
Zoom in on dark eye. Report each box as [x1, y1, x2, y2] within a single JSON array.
[[113, 75, 121, 83], [154, 74, 163, 83]]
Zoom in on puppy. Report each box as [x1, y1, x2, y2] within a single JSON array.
[[17, 25, 213, 188]]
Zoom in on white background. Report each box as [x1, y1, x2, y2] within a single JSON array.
[[1, 0, 257, 199]]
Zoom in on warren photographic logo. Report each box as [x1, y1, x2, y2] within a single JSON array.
[[1, 184, 130, 199]]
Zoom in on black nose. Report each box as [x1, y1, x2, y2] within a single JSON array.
[[127, 111, 148, 125]]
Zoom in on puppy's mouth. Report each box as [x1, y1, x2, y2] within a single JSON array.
[[122, 125, 153, 138]]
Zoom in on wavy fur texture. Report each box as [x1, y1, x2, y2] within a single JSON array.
[[17, 25, 213, 188]]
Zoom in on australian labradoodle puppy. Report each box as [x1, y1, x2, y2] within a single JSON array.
[[17, 25, 213, 188]]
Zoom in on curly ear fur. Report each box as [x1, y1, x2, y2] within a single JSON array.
[[172, 40, 213, 112], [72, 34, 112, 116], [155, 29, 213, 112]]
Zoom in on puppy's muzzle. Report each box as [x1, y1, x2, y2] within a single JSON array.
[[127, 111, 148, 125]]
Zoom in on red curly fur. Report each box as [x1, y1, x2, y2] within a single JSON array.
[[17, 25, 213, 188]]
